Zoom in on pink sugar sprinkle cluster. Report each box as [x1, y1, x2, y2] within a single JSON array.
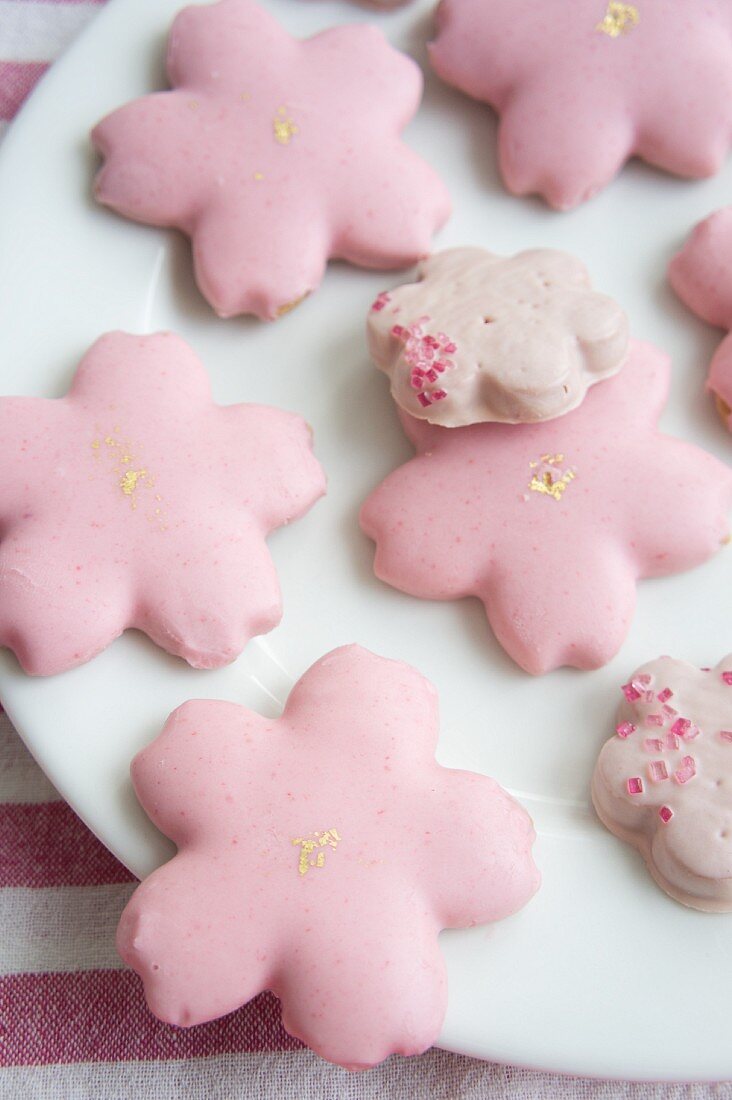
[[621, 674, 654, 704], [619, 677, 705, 801], [371, 292, 391, 313], [391, 317, 457, 408], [618, 680, 700, 747]]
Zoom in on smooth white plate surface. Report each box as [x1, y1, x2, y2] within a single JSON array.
[[1, 0, 731, 1080]]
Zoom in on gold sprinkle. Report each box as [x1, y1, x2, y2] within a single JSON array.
[[240, 92, 250, 101], [292, 828, 342, 876], [188, 99, 199, 110], [95, 429, 166, 525], [120, 469, 147, 496], [273, 110, 298, 146], [253, 171, 264, 181], [528, 454, 577, 501], [596, 2, 639, 37]]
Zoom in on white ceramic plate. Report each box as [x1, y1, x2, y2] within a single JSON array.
[[1, 0, 731, 1080]]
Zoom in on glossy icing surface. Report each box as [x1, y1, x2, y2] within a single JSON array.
[[592, 655, 732, 911], [360, 341, 732, 674], [669, 206, 732, 432], [117, 645, 540, 1068], [93, 0, 450, 320], [430, 0, 732, 210], [0, 331, 325, 675], [368, 247, 628, 426]]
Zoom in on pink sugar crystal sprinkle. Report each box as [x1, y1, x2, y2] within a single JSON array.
[[720, 731, 732, 743], [645, 713, 664, 728], [662, 704, 678, 719], [621, 682, 642, 702], [648, 760, 669, 784], [665, 732, 680, 751], [627, 776, 644, 796], [722, 672, 732, 686], [671, 718, 700, 741], [644, 738, 663, 754], [659, 806, 674, 824], [616, 721, 636, 739], [394, 322, 457, 408], [657, 687, 673, 703], [673, 756, 697, 785], [371, 292, 391, 312]]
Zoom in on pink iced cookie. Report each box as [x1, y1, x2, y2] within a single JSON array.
[[361, 341, 732, 675], [92, 0, 450, 321], [669, 207, 732, 432], [117, 645, 539, 1068], [592, 657, 732, 911], [430, 0, 732, 210], [0, 332, 325, 675], [369, 247, 628, 425]]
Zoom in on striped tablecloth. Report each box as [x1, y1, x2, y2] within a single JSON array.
[[0, 3, 729, 1097]]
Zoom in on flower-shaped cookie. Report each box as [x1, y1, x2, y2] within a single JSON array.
[[368, 247, 628, 425], [117, 645, 540, 1068], [92, 0, 450, 321], [0, 332, 325, 675], [592, 656, 732, 911], [669, 207, 732, 432], [361, 341, 732, 674], [430, 0, 732, 209]]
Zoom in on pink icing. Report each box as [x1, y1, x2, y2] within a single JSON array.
[[0, 332, 325, 675], [669, 207, 732, 430], [117, 645, 540, 1068], [360, 341, 732, 675], [368, 248, 628, 426], [593, 655, 732, 911], [92, 0, 450, 321], [430, 0, 732, 210]]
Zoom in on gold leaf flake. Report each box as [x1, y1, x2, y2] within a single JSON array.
[[292, 828, 342, 876], [528, 454, 577, 501], [273, 109, 298, 146], [597, 2, 639, 37]]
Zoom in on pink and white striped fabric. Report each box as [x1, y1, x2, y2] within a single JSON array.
[[0, 3, 729, 1097]]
